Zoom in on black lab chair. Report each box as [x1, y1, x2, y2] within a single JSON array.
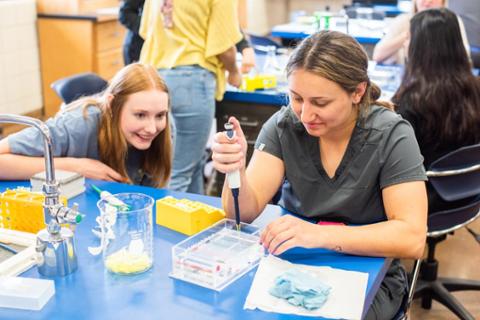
[[412, 143, 480, 320], [51, 73, 108, 105]]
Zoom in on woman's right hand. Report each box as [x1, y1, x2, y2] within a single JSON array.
[[211, 117, 248, 174], [227, 69, 242, 88], [72, 158, 127, 182]]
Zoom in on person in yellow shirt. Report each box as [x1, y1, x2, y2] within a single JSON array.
[[139, 0, 242, 194]]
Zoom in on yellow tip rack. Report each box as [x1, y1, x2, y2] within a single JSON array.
[[241, 74, 277, 92], [156, 196, 225, 236], [0, 188, 67, 234]]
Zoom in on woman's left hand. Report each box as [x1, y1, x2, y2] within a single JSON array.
[[260, 215, 318, 255]]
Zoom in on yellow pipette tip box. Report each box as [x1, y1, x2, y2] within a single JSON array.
[[0, 188, 67, 234], [241, 74, 277, 92], [156, 196, 225, 236]]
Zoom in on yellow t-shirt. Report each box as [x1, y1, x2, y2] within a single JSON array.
[[140, 0, 242, 100]]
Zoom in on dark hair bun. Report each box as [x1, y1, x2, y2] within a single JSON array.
[[369, 82, 381, 101]]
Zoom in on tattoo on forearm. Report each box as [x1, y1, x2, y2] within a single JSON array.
[[334, 246, 343, 252]]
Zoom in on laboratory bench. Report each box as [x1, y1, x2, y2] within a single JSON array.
[[0, 179, 389, 320]]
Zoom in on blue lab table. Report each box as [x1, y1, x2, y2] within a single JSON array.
[[271, 19, 386, 45], [223, 88, 287, 106], [271, 29, 380, 45], [372, 5, 408, 17], [0, 180, 390, 319]]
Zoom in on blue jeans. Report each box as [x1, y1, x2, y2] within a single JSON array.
[[159, 66, 216, 194]]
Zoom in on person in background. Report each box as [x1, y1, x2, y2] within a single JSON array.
[[139, 0, 242, 194], [119, 0, 254, 72], [0, 63, 173, 188], [236, 0, 255, 74], [449, 0, 480, 68], [237, 30, 256, 74], [373, 0, 470, 65], [393, 8, 480, 213], [119, 0, 145, 65], [212, 30, 427, 319]]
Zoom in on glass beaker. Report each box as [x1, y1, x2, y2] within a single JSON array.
[[97, 193, 154, 275], [263, 46, 280, 74]]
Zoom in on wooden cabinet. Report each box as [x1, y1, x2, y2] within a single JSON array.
[[38, 13, 125, 117]]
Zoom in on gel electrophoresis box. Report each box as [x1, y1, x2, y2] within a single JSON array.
[[170, 219, 265, 291]]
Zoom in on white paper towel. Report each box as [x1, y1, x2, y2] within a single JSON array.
[[244, 255, 369, 320]]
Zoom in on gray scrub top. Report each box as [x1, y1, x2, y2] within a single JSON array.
[[255, 105, 427, 224], [8, 106, 155, 186]]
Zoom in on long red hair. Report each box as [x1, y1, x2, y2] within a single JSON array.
[[65, 63, 172, 187]]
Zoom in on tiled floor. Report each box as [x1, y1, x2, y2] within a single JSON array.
[[407, 218, 480, 319]]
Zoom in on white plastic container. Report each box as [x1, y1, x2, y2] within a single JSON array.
[[31, 170, 85, 199], [0, 276, 54, 311]]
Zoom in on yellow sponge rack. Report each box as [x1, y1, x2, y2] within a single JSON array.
[[0, 188, 67, 234], [156, 196, 225, 236]]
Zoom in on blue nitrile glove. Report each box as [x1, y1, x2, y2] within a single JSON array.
[[269, 268, 331, 310]]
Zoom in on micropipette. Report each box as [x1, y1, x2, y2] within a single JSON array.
[[224, 122, 241, 231]]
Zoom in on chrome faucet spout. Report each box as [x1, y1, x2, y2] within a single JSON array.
[[0, 114, 56, 183], [0, 113, 80, 276]]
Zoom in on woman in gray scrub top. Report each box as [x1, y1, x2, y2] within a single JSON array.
[[211, 31, 428, 320]]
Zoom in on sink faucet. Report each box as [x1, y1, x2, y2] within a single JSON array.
[[0, 114, 82, 276]]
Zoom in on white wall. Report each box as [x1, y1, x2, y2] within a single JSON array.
[[0, 0, 42, 115]]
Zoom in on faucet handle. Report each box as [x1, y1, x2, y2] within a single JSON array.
[[70, 202, 83, 224], [57, 202, 83, 225]]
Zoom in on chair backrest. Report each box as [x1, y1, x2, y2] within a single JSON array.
[[426, 143, 480, 235], [427, 197, 480, 234], [50, 73, 108, 104], [427, 143, 480, 202]]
